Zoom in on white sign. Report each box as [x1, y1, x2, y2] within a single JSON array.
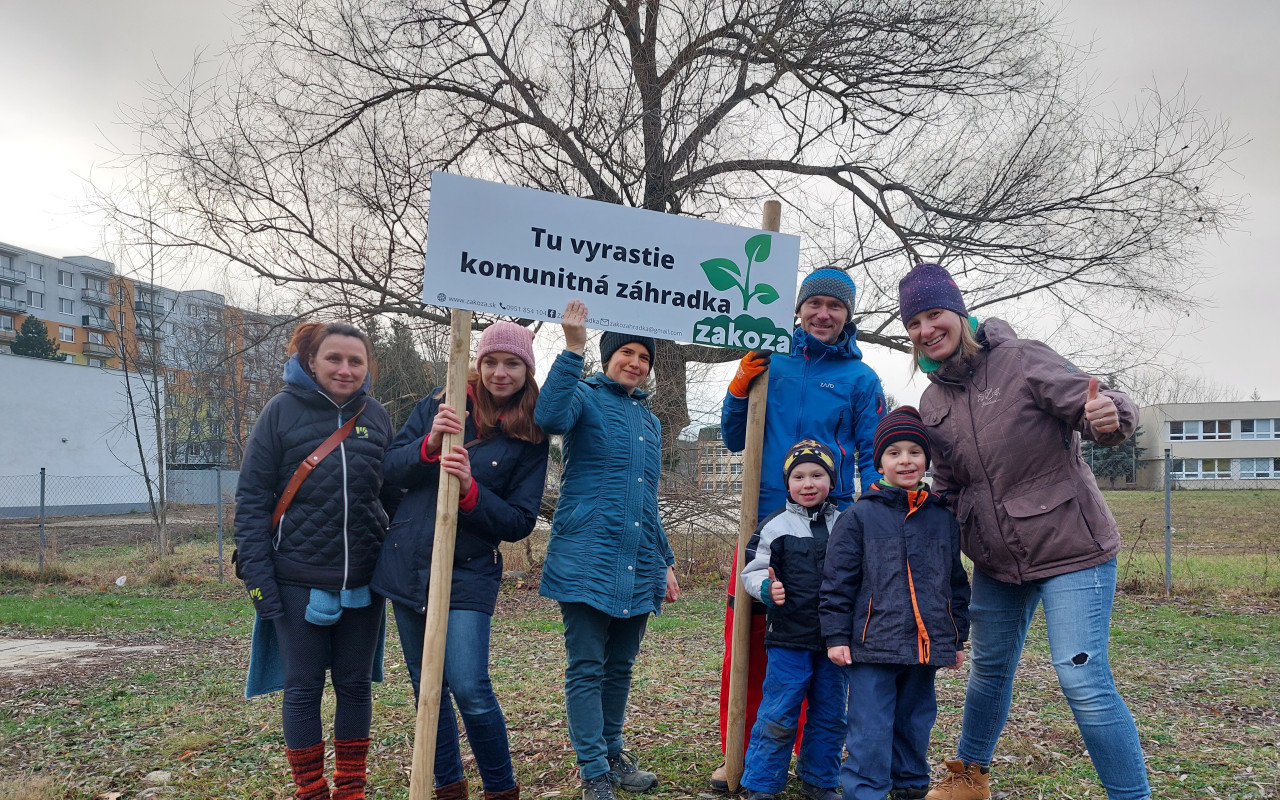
[[423, 172, 802, 353]]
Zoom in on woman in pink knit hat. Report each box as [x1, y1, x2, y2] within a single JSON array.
[[372, 321, 550, 800]]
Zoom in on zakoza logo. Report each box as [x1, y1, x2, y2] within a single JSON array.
[[692, 234, 790, 353]]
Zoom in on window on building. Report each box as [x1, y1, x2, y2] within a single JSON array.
[[0, 316, 14, 332], [1240, 458, 1280, 479], [1240, 419, 1278, 440], [88, 358, 105, 368], [88, 331, 105, 345], [27, 262, 44, 280], [0, 285, 12, 301], [26, 291, 43, 309], [731, 463, 743, 474], [1169, 420, 1232, 441], [61, 353, 74, 363], [1170, 459, 1230, 479], [58, 270, 73, 287], [187, 303, 199, 315], [59, 326, 75, 342], [59, 298, 73, 315], [0, 254, 10, 270]]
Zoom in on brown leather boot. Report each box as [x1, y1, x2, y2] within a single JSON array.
[[485, 785, 520, 800], [332, 738, 369, 800], [925, 760, 990, 800], [436, 778, 470, 800], [286, 742, 331, 800]]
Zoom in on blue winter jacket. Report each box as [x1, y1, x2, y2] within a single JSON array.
[[534, 350, 675, 619], [819, 483, 971, 667], [371, 387, 550, 616], [722, 322, 886, 514]]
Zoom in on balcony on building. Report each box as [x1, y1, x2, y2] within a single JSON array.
[[134, 299, 165, 317], [0, 265, 27, 285], [135, 321, 166, 340], [82, 314, 114, 331], [0, 326, 16, 341], [81, 287, 114, 304], [0, 296, 28, 313], [82, 340, 116, 358]]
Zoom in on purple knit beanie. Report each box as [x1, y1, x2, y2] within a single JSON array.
[[476, 321, 536, 371], [898, 263, 968, 326]]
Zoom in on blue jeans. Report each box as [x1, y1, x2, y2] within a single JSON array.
[[741, 647, 847, 794], [559, 602, 650, 781], [842, 663, 937, 800], [958, 559, 1150, 800], [393, 603, 516, 792]]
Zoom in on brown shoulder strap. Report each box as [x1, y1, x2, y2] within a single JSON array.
[[272, 402, 367, 528]]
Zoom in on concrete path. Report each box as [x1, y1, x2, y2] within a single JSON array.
[[0, 638, 164, 676]]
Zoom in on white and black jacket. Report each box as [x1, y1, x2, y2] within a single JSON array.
[[234, 356, 394, 620], [740, 499, 840, 651]]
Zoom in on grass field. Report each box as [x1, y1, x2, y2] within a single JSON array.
[[1, 491, 1278, 799]]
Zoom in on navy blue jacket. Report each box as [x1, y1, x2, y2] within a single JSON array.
[[534, 350, 675, 619], [234, 356, 393, 620], [722, 323, 885, 513], [819, 483, 970, 667], [371, 387, 549, 616]]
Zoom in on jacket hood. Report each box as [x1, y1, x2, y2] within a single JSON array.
[[792, 320, 863, 361], [586, 370, 651, 400], [283, 353, 371, 406]]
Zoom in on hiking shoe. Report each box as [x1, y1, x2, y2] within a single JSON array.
[[583, 774, 618, 800], [799, 781, 840, 800], [925, 760, 990, 800], [607, 750, 658, 792], [891, 788, 928, 800], [709, 762, 729, 793]]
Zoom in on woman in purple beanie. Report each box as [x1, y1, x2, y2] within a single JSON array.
[[897, 263, 1150, 800], [372, 321, 550, 800]]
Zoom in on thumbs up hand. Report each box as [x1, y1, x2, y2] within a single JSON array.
[[1084, 376, 1120, 434], [767, 567, 786, 606]]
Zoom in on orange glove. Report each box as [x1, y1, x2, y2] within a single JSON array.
[[728, 351, 771, 398]]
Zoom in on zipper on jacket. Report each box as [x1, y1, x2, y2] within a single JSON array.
[[339, 411, 350, 591], [834, 410, 847, 497], [861, 596, 872, 642], [965, 364, 1013, 581]]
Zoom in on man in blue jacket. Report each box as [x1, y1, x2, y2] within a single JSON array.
[[710, 267, 887, 792]]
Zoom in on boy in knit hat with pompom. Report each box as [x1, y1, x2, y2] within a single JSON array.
[[819, 407, 971, 800]]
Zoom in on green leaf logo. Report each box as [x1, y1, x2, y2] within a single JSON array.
[[698, 234, 780, 311]]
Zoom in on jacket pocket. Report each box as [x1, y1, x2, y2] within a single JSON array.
[[921, 403, 955, 464], [1001, 477, 1099, 566]]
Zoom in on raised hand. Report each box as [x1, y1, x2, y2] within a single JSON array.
[[562, 300, 588, 354], [728, 350, 771, 398], [767, 566, 785, 605], [1084, 376, 1120, 434]]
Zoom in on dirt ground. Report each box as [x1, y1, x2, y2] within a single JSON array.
[[0, 507, 224, 562]]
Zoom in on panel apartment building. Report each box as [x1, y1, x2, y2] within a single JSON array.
[[1135, 400, 1280, 489], [0, 240, 287, 465]]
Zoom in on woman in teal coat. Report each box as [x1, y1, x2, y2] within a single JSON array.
[[534, 300, 679, 800]]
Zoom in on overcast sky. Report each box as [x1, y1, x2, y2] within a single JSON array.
[[2, 0, 1276, 406]]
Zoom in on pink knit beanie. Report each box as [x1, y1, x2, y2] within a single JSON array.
[[475, 322, 536, 371]]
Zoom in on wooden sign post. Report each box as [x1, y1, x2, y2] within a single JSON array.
[[724, 200, 781, 790], [408, 307, 473, 800]]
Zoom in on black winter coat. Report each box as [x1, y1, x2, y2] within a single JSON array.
[[819, 483, 970, 667], [234, 356, 394, 620], [371, 387, 549, 616], [740, 500, 840, 651]]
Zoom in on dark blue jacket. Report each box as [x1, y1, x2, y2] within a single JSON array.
[[371, 387, 549, 616], [234, 356, 394, 620], [819, 483, 970, 667], [722, 323, 885, 513], [534, 350, 675, 619]]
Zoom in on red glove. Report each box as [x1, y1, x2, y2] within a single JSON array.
[[728, 351, 771, 398]]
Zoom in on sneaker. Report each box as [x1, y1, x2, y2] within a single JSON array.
[[583, 774, 618, 800], [607, 750, 658, 793], [925, 760, 990, 800], [799, 781, 840, 800], [709, 762, 729, 793], [890, 789, 928, 800]]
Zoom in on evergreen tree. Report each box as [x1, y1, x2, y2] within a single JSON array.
[[11, 315, 61, 360], [1083, 426, 1147, 489]]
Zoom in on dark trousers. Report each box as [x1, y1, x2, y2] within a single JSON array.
[[841, 663, 938, 800], [274, 584, 383, 748]]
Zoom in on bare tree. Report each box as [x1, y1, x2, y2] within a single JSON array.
[[100, 0, 1239, 451]]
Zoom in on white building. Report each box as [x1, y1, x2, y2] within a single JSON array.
[[1135, 400, 1280, 489]]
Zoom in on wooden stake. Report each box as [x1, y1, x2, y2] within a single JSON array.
[[724, 199, 780, 790], [408, 307, 472, 800]]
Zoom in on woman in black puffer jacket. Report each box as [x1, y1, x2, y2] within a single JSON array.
[[372, 322, 549, 800], [235, 321, 393, 800]]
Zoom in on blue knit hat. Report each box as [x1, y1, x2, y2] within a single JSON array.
[[599, 331, 656, 369], [795, 267, 857, 318], [898, 263, 968, 326]]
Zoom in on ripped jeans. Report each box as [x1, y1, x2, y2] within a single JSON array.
[[957, 558, 1151, 800]]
